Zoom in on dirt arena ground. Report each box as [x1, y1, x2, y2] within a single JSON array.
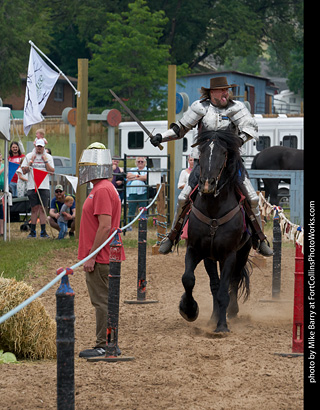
[[0, 233, 303, 409]]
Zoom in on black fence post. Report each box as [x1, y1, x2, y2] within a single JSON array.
[[137, 211, 148, 301], [272, 209, 282, 298], [125, 210, 158, 305], [56, 267, 75, 410]]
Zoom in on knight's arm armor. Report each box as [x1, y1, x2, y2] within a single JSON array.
[[226, 100, 258, 144], [151, 99, 258, 148], [161, 100, 209, 143]]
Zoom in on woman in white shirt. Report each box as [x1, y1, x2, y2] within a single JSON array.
[[177, 155, 194, 190]]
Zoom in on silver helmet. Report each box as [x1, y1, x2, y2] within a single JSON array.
[[78, 142, 113, 185]]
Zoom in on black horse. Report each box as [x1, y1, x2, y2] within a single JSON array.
[[179, 129, 252, 333], [251, 146, 304, 205]]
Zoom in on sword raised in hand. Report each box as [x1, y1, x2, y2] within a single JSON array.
[[109, 89, 164, 150]]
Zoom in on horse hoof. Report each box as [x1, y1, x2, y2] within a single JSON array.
[[227, 310, 239, 319], [179, 300, 199, 322], [214, 324, 230, 333]]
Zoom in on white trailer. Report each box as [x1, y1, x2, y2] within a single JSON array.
[[118, 120, 196, 170], [243, 114, 304, 168]]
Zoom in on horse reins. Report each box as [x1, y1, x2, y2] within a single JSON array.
[[212, 151, 228, 197]]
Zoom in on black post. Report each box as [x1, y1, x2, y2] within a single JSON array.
[[56, 267, 75, 410], [272, 209, 282, 298], [106, 232, 122, 357], [137, 211, 147, 301], [124, 210, 158, 305]]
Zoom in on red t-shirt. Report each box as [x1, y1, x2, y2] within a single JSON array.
[[78, 179, 125, 264], [8, 154, 25, 183]]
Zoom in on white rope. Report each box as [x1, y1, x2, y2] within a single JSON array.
[[0, 184, 162, 324]]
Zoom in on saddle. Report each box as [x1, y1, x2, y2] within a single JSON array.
[[169, 185, 263, 247]]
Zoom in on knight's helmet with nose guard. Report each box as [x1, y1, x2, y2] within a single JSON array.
[[78, 142, 113, 185]]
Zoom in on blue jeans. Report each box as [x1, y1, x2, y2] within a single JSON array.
[[9, 182, 18, 197], [58, 221, 68, 239], [127, 193, 148, 223]]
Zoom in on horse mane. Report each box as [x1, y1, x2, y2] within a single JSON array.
[[196, 128, 246, 187]]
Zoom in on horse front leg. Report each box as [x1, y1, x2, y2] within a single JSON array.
[[215, 254, 237, 333], [203, 258, 220, 324], [179, 247, 202, 322]]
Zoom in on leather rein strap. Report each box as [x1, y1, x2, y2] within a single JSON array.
[[191, 203, 242, 237]]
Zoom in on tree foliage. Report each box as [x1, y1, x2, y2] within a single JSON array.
[[0, 0, 303, 105], [88, 0, 184, 118], [0, 0, 52, 98]]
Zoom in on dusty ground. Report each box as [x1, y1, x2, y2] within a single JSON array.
[[0, 231, 303, 410]]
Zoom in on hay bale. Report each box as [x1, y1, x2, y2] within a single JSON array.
[[0, 277, 56, 360]]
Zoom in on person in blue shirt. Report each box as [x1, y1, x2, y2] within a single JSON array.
[[126, 157, 148, 229], [48, 184, 76, 237]]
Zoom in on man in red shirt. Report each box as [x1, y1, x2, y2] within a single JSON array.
[[78, 143, 125, 358]]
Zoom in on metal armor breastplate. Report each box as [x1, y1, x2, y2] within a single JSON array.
[[200, 104, 231, 132]]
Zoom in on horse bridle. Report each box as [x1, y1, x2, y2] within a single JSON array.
[[199, 144, 228, 197], [212, 151, 228, 197]]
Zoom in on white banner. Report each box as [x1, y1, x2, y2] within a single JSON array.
[[23, 47, 60, 136], [64, 175, 78, 193]]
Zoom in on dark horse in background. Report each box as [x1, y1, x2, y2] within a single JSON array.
[[179, 129, 252, 333], [251, 146, 304, 205]]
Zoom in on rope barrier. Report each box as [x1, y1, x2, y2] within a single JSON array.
[[258, 192, 304, 252], [0, 184, 163, 325]]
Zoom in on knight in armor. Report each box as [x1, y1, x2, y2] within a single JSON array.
[[150, 76, 273, 257]]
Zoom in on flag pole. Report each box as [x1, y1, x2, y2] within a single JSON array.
[[28, 40, 80, 98]]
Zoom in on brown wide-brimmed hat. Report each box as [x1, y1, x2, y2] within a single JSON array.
[[201, 76, 234, 93]]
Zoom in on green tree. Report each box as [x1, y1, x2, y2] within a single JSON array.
[[88, 0, 187, 119], [287, 46, 304, 97], [0, 0, 52, 98]]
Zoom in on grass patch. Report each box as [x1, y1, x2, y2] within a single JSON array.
[[0, 238, 78, 281], [122, 238, 157, 248]]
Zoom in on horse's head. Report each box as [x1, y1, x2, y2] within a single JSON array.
[[197, 129, 242, 195]]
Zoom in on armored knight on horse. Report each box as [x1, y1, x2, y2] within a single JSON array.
[[150, 76, 273, 257]]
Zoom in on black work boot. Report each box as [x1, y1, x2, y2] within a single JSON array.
[[159, 235, 174, 254], [258, 240, 273, 257]]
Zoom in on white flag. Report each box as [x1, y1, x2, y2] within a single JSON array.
[[65, 175, 78, 193], [23, 47, 60, 136]]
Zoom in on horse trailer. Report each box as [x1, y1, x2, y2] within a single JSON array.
[[118, 115, 304, 170], [118, 120, 196, 169], [243, 115, 304, 168]]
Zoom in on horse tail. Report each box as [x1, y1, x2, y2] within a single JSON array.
[[237, 261, 252, 302]]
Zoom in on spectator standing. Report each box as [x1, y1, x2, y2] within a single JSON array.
[[177, 155, 194, 190], [77, 143, 125, 358], [126, 157, 148, 228], [8, 141, 25, 197], [21, 138, 54, 238], [48, 184, 76, 237], [111, 157, 125, 201], [57, 196, 74, 239], [16, 167, 28, 198]]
